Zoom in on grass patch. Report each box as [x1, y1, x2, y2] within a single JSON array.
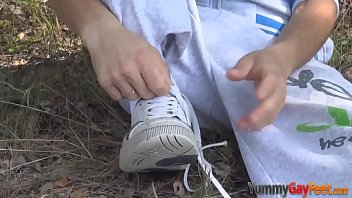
[[329, 0, 352, 67], [0, 57, 132, 197], [0, 0, 81, 67]]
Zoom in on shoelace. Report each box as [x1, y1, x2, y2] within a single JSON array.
[[180, 93, 231, 198], [131, 83, 231, 197], [181, 1, 232, 195], [129, 89, 188, 125], [144, 96, 183, 119], [164, 84, 232, 198]]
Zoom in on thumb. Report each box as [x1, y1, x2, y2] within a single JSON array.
[[227, 54, 254, 81]]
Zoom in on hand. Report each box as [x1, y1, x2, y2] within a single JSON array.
[[227, 46, 293, 131], [83, 18, 171, 100]]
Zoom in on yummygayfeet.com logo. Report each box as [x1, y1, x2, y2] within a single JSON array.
[[248, 182, 349, 197]]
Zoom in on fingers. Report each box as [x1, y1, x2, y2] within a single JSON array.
[[237, 81, 286, 131], [103, 84, 123, 101], [97, 48, 170, 101], [91, 29, 171, 101], [227, 53, 256, 81], [228, 52, 286, 131], [118, 63, 155, 99], [98, 70, 141, 100], [129, 73, 156, 99], [255, 75, 277, 101], [237, 100, 278, 132], [116, 80, 140, 100], [96, 75, 121, 100], [141, 48, 171, 96]]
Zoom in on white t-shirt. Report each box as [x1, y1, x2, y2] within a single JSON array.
[[196, 0, 340, 63]]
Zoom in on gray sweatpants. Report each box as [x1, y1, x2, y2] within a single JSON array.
[[103, 0, 352, 197]]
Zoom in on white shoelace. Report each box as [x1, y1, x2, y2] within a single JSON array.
[[132, 83, 231, 197], [129, 87, 188, 128], [180, 94, 231, 198], [178, 2, 232, 194]]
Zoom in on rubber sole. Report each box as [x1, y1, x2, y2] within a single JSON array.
[[119, 117, 199, 172]]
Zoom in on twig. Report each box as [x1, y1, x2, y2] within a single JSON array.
[[68, 123, 93, 159], [0, 148, 64, 153], [0, 123, 19, 139], [0, 139, 80, 148], [0, 99, 88, 127], [136, 173, 141, 195], [68, 152, 108, 165], [0, 81, 25, 94], [152, 181, 159, 198], [0, 150, 108, 175], [0, 154, 59, 174]]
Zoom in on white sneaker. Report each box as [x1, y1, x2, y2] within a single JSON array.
[[118, 78, 231, 198], [119, 83, 199, 172]]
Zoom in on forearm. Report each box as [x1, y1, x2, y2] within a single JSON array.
[[48, 0, 123, 45], [269, 0, 337, 76]]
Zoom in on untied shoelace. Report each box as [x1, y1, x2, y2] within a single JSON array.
[[171, 83, 232, 198]]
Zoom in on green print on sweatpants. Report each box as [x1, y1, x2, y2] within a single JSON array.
[[297, 106, 351, 132]]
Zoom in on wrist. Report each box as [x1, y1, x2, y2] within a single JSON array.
[[266, 42, 301, 77], [79, 9, 124, 50]]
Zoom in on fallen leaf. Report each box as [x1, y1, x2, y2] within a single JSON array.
[[18, 32, 25, 40], [70, 188, 87, 198], [0, 159, 9, 169], [39, 182, 54, 194], [123, 188, 135, 197], [92, 135, 114, 147], [12, 154, 26, 167], [13, 7, 22, 15], [173, 181, 185, 196], [213, 161, 231, 178], [12, 58, 28, 67], [39, 100, 52, 107], [55, 176, 71, 187], [76, 101, 85, 109], [109, 156, 120, 172], [55, 140, 71, 150], [35, 162, 42, 172], [89, 123, 100, 131], [8, 5, 15, 11]]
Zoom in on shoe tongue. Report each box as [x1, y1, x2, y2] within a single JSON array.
[[129, 99, 139, 113]]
